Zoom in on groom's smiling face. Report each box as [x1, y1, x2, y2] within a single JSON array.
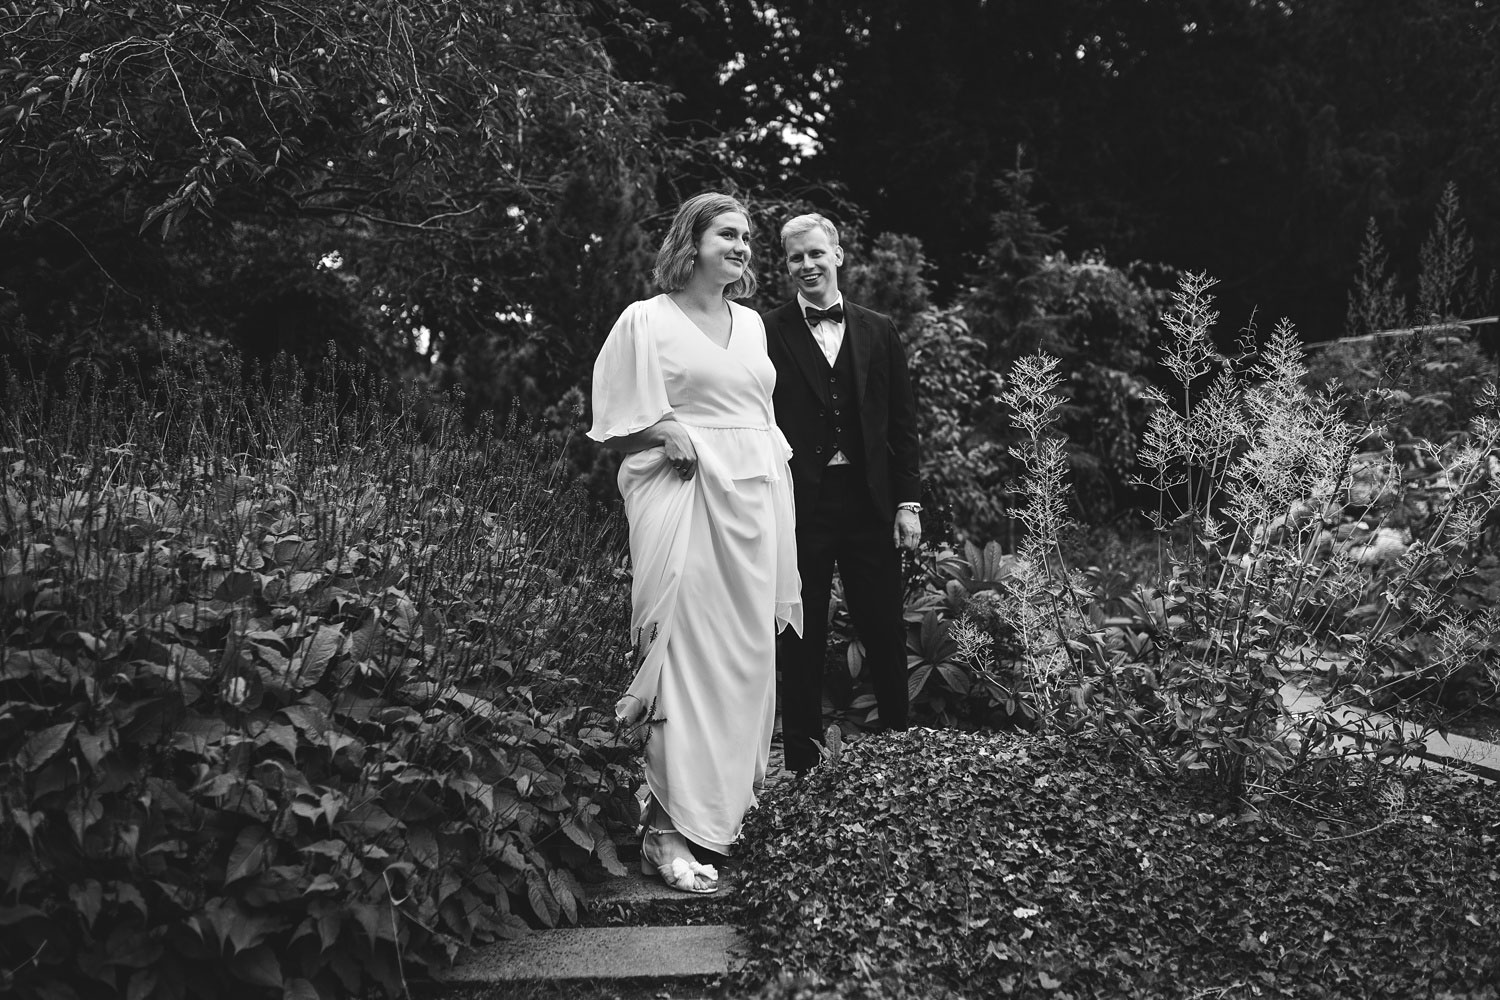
[[783, 228, 843, 306]]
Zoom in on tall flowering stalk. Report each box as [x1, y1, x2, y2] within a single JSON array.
[[1141, 283, 1368, 791], [995, 271, 1500, 799], [996, 354, 1091, 730]]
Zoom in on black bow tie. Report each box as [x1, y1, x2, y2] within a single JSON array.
[[804, 303, 844, 326]]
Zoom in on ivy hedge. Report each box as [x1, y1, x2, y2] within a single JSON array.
[[737, 728, 1500, 999]]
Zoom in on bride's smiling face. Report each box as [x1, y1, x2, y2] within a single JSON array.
[[695, 212, 752, 284]]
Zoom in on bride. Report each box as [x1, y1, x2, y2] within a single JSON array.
[[587, 192, 802, 892]]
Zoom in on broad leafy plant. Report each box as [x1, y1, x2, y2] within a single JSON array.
[[0, 353, 637, 999], [836, 541, 1027, 730]]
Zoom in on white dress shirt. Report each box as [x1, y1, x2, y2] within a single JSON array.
[[797, 293, 851, 466]]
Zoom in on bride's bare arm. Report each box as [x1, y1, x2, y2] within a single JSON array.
[[604, 417, 700, 480], [603, 415, 675, 452], [602, 417, 698, 479]]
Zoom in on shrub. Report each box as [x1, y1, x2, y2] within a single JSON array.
[[839, 232, 935, 333], [842, 351, 1130, 735], [0, 353, 638, 999], [962, 165, 1169, 532], [1117, 276, 1500, 788], [1309, 324, 1497, 446], [906, 307, 1013, 548], [1301, 186, 1500, 717], [838, 541, 1032, 732], [736, 728, 1500, 999], [844, 272, 1500, 799], [1315, 182, 1498, 445], [838, 532, 1163, 735]]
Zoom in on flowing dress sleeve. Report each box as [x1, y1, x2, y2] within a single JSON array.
[[587, 301, 672, 444]]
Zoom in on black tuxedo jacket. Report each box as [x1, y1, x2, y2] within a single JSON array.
[[763, 298, 921, 524]]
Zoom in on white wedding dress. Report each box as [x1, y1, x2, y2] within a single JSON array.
[[589, 294, 803, 852]]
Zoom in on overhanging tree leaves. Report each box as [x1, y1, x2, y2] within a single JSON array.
[[616, 0, 1500, 334], [0, 0, 668, 394]]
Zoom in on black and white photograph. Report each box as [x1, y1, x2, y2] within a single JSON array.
[[2, 3, 1498, 999]]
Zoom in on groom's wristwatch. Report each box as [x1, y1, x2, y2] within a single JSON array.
[[896, 502, 922, 514]]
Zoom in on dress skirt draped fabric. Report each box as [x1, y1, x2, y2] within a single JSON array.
[[588, 294, 802, 853]]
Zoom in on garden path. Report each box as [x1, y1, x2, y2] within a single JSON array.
[[1280, 676, 1500, 782], [429, 696, 1500, 999], [427, 744, 790, 998]]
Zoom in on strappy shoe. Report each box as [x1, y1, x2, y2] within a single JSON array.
[[640, 827, 719, 894]]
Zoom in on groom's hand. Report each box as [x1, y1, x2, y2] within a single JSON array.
[[893, 509, 921, 551]]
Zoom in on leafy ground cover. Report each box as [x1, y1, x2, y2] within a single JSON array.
[[0, 356, 640, 999], [735, 728, 1500, 1000]]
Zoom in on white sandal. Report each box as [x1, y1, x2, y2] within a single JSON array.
[[640, 827, 719, 894]]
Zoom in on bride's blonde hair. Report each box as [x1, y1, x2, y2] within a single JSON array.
[[653, 192, 758, 300]]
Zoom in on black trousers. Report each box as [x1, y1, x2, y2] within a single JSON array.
[[779, 464, 909, 771]]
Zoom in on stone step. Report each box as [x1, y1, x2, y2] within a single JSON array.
[[589, 863, 736, 905], [605, 835, 737, 867], [1281, 680, 1500, 783], [1405, 725, 1500, 781], [436, 925, 745, 983], [1320, 705, 1500, 782]]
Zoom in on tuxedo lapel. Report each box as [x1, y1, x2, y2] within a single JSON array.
[[774, 303, 831, 403], [845, 303, 872, 411]]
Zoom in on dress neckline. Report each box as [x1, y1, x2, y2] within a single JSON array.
[[666, 293, 734, 350]]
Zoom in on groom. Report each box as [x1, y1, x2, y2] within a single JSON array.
[[764, 213, 923, 773]]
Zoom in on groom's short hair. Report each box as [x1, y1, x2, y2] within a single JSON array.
[[780, 213, 839, 251]]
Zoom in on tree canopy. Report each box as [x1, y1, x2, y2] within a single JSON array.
[[1, 0, 668, 406], [615, 0, 1500, 335], [4, 0, 1496, 431]]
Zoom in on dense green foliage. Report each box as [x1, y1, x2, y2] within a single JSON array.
[[0, 0, 666, 414], [3, 6, 1499, 997], [809, 171, 1169, 543], [830, 273, 1500, 804], [1312, 184, 1499, 444], [622, 0, 1500, 333], [0, 357, 639, 999], [9, 2, 1496, 457], [737, 728, 1500, 999]]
